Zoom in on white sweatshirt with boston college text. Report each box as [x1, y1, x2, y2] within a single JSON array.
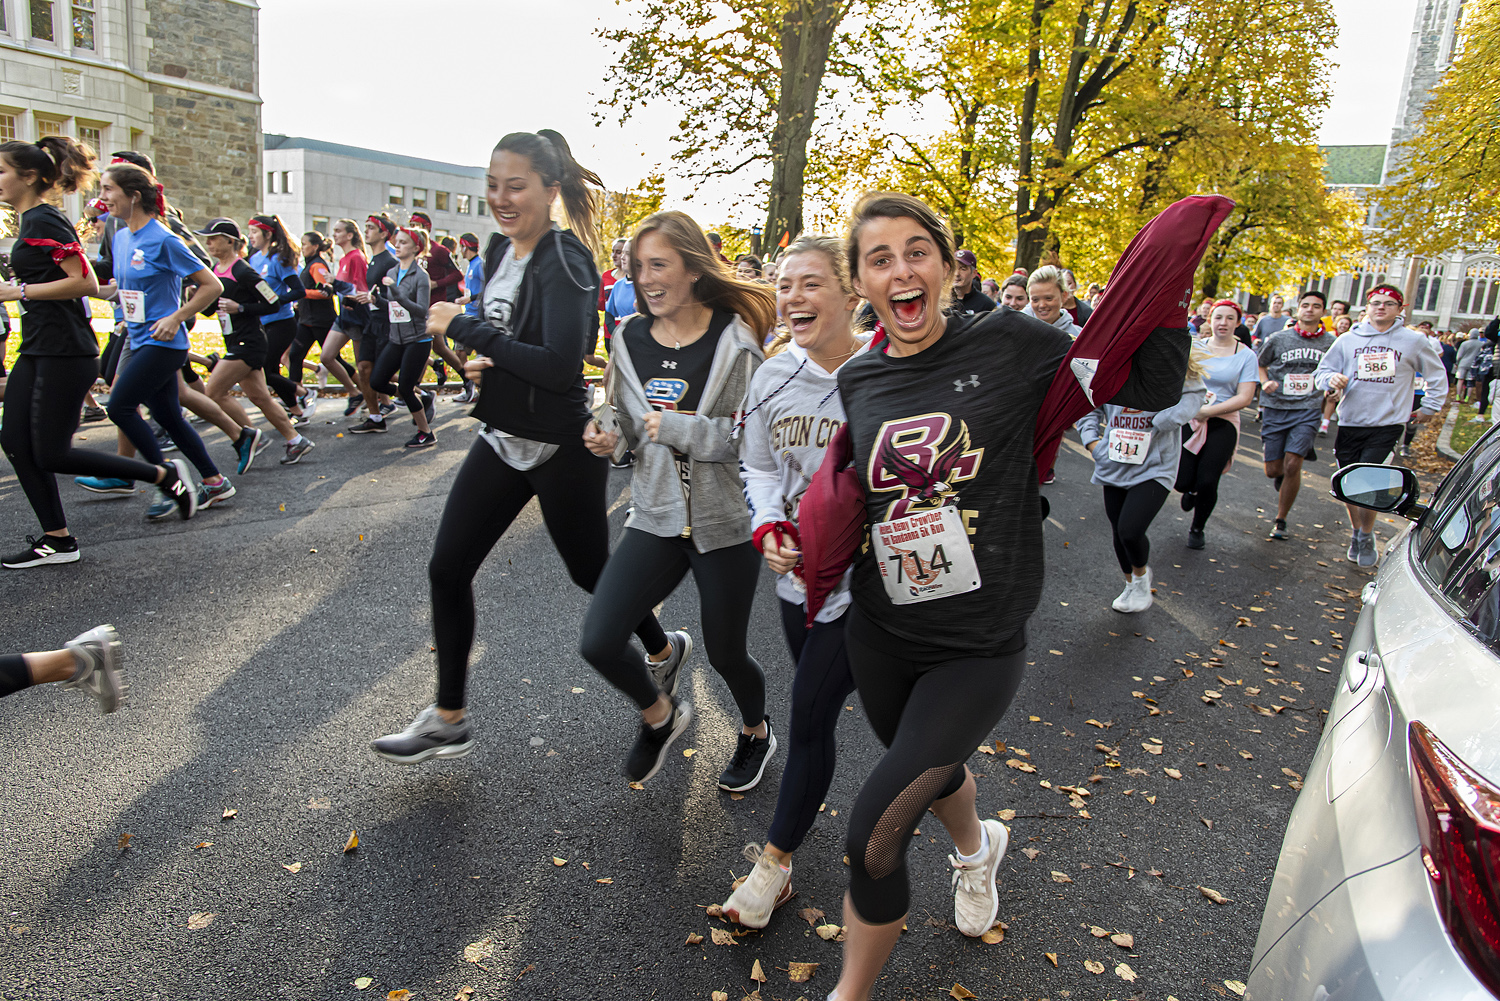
[[740, 337, 869, 621], [1312, 319, 1448, 427]]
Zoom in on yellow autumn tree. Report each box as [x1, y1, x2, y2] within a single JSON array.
[[1371, 0, 1500, 257]]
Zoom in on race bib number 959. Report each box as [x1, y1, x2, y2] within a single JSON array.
[[873, 506, 981, 605]]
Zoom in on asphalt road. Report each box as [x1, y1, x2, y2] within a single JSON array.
[[0, 397, 1407, 1001]]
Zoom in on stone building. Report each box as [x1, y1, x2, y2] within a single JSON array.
[[1294, 0, 1497, 331], [262, 134, 499, 246], [0, 0, 260, 230]]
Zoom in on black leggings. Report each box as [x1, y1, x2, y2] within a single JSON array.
[[2, 355, 160, 533], [261, 317, 300, 409], [843, 603, 1026, 924], [106, 344, 219, 480], [0, 655, 29, 698], [767, 600, 855, 853], [1176, 418, 1237, 531], [288, 321, 334, 387], [580, 528, 766, 724], [1101, 481, 1170, 574], [371, 340, 430, 414], [429, 437, 668, 710]]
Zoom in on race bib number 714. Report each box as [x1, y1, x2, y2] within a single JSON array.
[[873, 506, 981, 605]]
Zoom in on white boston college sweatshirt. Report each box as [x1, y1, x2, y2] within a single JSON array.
[[740, 336, 870, 622], [1312, 319, 1449, 428]]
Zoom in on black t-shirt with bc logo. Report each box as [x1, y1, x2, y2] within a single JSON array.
[[837, 310, 1073, 654]]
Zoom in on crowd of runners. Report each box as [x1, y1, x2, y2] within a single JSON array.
[[0, 129, 1456, 1000]]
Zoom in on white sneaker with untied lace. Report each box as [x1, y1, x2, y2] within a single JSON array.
[[950, 818, 1009, 937]]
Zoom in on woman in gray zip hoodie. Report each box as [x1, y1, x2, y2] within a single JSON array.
[[368, 225, 436, 447], [1076, 366, 1206, 613], [581, 210, 778, 790]]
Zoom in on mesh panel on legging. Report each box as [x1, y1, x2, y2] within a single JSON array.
[[862, 764, 959, 880]]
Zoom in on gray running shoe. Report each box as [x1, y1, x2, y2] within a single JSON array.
[[1358, 533, 1378, 568], [280, 437, 316, 465], [651, 630, 693, 697], [63, 624, 125, 714], [372, 704, 474, 764], [1347, 533, 1361, 564]]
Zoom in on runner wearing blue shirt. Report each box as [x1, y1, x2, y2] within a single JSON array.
[[452, 232, 484, 403], [97, 161, 226, 520], [247, 215, 310, 422]]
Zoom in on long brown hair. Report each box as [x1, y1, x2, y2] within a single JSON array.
[[494, 130, 603, 252], [1, 136, 97, 195], [630, 210, 776, 339]]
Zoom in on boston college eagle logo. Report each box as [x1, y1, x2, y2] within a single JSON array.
[[868, 414, 984, 520]]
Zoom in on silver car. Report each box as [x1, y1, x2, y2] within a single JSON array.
[[1247, 425, 1500, 1000]]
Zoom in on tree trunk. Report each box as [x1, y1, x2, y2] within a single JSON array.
[[764, 0, 843, 253], [1014, 0, 1047, 270]]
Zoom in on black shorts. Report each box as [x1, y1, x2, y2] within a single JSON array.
[[1334, 424, 1404, 468], [223, 331, 268, 371], [357, 325, 387, 365]]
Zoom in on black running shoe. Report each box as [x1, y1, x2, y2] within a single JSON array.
[[343, 393, 365, 418], [718, 719, 779, 792], [154, 424, 178, 453], [405, 431, 436, 449], [1186, 528, 1205, 550], [422, 390, 436, 426], [349, 417, 388, 434], [1269, 519, 1288, 540], [81, 405, 108, 424], [650, 630, 693, 697], [625, 698, 693, 783], [2, 534, 80, 568], [1180, 491, 1197, 511], [158, 458, 199, 521]]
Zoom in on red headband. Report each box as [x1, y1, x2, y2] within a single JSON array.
[[1367, 284, 1404, 307], [398, 227, 428, 252], [247, 218, 274, 234], [460, 235, 479, 249], [1212, 298, 1243, 318], [366, 215, 394, 236]]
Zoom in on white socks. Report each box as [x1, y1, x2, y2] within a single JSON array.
[[957, 825, 990, 864]]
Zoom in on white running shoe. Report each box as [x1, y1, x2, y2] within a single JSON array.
[[1110, 578, 1139, 613], [722, 844, 795, 929], [951, 818, 1009, 937], [1111, 567, 1153, 613]]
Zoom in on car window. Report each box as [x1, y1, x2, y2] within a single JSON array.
[[1422, 462, 1500, 591], [1420, 423, 1500, 554]]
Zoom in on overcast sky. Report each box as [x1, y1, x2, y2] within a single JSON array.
[[260, 0, 1421, 221]]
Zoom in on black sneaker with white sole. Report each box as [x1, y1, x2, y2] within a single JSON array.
[[348, 417, 388, 434], [2, 534, 81, 568], [650, 630, 693, 697], [371, 704, 474, 763], [625, 698, 693, 783], [63, 623, 126, 714], [718, 719, 778, 792], [157, 458, 198, 521]]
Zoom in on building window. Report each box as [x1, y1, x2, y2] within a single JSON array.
[[1415, 260, 1446, 313], [1348, 261, 1389, 306], [434, 191, 449, 212], [388, 184, 404, 206], [312, 216, 329, 235], [476, 195, 485, 215], [412, 188, 427, 209], [455, 193, 470, 214], [0, 114, 16, 142], [280, 171, 292, 194], [77, 121, 102, 153], [267, 171, 278, 194], [35, 116, 65, 138], [30, 0, 55, 41], [1, 1, 7, 31], [71, 0, 93, 49], [1457, 260, 1500, 316]]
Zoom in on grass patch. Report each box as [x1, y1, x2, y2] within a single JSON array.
[[1449, 400, 1494, 457]]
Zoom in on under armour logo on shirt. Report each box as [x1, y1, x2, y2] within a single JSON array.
[[662, 360, 678, 370], [954, 375, 980, 391]]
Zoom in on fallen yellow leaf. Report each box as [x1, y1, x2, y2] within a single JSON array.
[[221, 808, 238, 820], [710, 927, 739, 946], [463, 938, 495, 963], [1044, 952, 1058, 966], [1111, 932, 1134, 948], [596, 877, 613, 884], [1225, 980, 1248, 996], [815, 923, 845, 941], [353, 977, 373, 990], [683, 748, 697, 757], [1165, 768, 1182, 780], [950, 985, 978, 999], [1084, 959, 1105, 974], [750, 959, 767, 982], [712, 993, 729, 1001], [996, 809, 1016, 821], [552, 857, 568, 866], [282, 862, 303, 873], [387, 992, 411, 1001], [980, 923, 1005, 944], [193, 841, 212, 850], [788, 961, 819, 982], [685, 931, 704, 945], [1090, 925, 1109, 938], [454, 988, 475, 1001], [571, 686, 585, 693], [1051, 871, 1074, 884], [628, 781, 644, 790], [1199, 885, 1232, 904], [799, 907, 825, 926], [1116, 962, 1138, 982], [186, 912, 215, 930], [116, 832, 134, 851], [344, 830, 359, 854]]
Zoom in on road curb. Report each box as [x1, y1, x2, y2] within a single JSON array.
[[1437, 403, 1464, 462]]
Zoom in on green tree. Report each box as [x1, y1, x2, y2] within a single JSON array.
[[598, 170, 667, 263], [1371, 0, 1500, 257]]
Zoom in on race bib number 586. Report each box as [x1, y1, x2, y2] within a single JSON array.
[[873, 506, 981, 605]]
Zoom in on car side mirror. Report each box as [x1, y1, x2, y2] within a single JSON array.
[[1330, 463, 1427, 520]]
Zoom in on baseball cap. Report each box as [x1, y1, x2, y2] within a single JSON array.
[[195, 217, 241, 239], [955, 249, 977, 267]]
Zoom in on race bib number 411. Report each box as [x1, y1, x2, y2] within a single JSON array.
[[873, 506, 980, 605]]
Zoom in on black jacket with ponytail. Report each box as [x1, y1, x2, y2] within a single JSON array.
[[493, 130, 603, 254]]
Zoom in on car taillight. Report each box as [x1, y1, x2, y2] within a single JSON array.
[[1411, 720, 1500, 996]]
